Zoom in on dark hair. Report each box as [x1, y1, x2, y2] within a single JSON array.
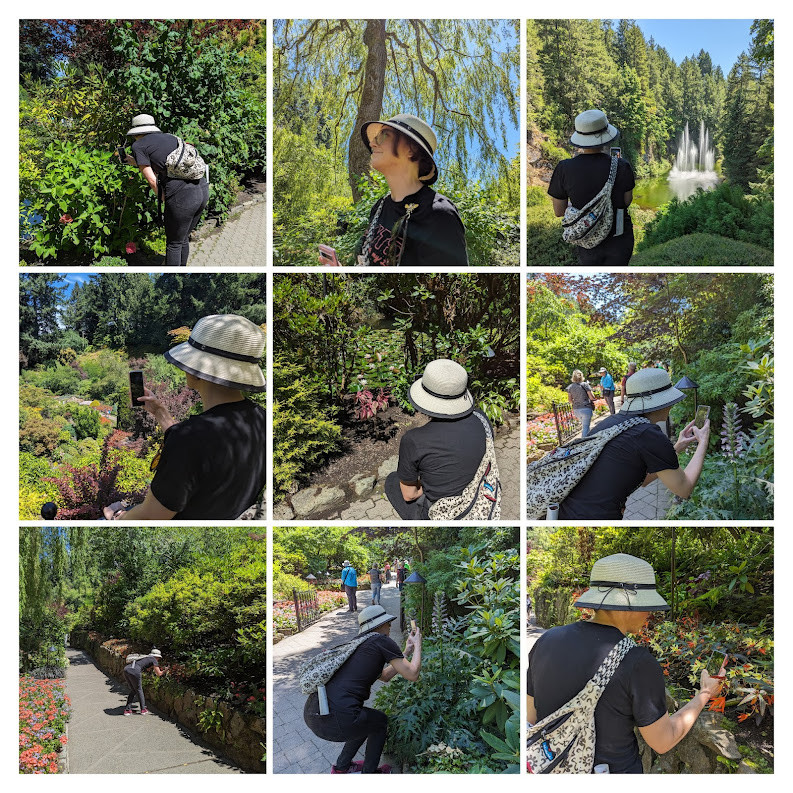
[[389, 129, 435, 181]]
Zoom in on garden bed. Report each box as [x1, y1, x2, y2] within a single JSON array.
[[273, 589, 347, 642], [19, 676, 71, 774]]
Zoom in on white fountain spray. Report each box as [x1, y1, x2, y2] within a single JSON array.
[[671, 121, 716, 176]]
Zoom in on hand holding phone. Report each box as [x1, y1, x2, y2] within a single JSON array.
[[410, 619, 417, 632], [694, 405, 710, 429], [319, 244, 340, 266], [129, 370, 145, 407]]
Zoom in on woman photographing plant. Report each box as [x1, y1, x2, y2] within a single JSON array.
[[122, 114, 209, 266], [356, 114, 468, 266]]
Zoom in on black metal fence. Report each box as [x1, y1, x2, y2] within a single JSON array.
[[552, 401, 580, 446], [292, 588, 321, 632]]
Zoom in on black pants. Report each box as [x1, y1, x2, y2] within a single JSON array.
[[384, 471, 431, 520], [575, 226, 634, 266], [304, 694, 388, 773], [602, 389, 615, 414], [344, 585, 358, 612], [164, 179, 209, 266], [124, 670, 145, 710]]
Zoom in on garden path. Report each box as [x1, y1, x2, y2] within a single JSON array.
[[526, 614, 547, 654], [187, 197, 266, 267], [272, 581, 406, 774], [63, 648, 241, 774]]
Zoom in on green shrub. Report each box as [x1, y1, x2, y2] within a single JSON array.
[[72, 406, 101, 441], [525, 203, 577, 266], [539, 139, 568, 165], [631, 233, 773, 266], [526, 185, 548, 207]]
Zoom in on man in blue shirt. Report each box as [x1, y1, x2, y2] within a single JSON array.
[[341, 561, 358, 612], [599, 367, 616, 415]]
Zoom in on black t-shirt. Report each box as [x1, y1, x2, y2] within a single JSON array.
[[150, 399, 267, 519], [558, 414, 679, 520], [396, 409, 490, 503], [132, 132, 191, 198], [548, 153, 636, 236], [528, 621, 667, 774], [359, 185, 468, 266], [326, 633, 404, 714], [124, 655, 158, 675]]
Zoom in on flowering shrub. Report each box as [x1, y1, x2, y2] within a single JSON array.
[[19, 677, 71, 774]]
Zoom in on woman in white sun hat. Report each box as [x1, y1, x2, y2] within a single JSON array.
[[356, 114, 468, 266], [123, 648, 168, 716], [557, 366, 710, 520], [384, 358, 494, 519], [103, 314, 266, 521], [527, 554, 728, 774], [548, 109, 636, 266], [121, 113, 209, 266], [304, 605, 421, 774]]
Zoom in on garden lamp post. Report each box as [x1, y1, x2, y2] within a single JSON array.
[[305, 573, 317, 586], [674, 375, 699, 412], [404, 571, 427, 635]]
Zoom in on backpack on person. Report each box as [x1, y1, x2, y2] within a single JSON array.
[[125, 653, 147, 668], [561, 156, 618, 249], [527, 636, 636, 773], [428, 411, 501, 520], [165, 137, 207, 181], [526, 417, 649, 519], [298, 634, 379, 695]]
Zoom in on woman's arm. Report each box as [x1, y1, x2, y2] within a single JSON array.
[[139, 165, 158, 196], [400, 480, 423, 501], [105, 490, 177, 521], [551, 197, 568, 217]]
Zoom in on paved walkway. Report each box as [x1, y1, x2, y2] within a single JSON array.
[[187, 198, 266, 267], [526, 614, 547, 654], [63, 648, 241, 774], [273, 582, 406, 774]]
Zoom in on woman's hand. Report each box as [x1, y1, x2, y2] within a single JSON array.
[[124, 154, 137, 166], [103, 501, 127, 520], [674, 419, 698, 452], [136, 387, 176, 431], [699, 654, 728, 700]]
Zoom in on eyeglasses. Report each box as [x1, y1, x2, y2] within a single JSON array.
[[368, 128, 393, 148]]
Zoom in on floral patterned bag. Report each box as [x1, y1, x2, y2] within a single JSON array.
[[561, 156, 618, 249]]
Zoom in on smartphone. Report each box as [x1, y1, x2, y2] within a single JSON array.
[[117, 145, 127, 160], [129, 370, 145, 407], [319, 244, 340, 266], [610, 146, 621, 158], [694, 405, 710, 429], [410, 619, 417, 632]]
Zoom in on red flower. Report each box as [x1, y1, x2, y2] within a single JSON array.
[[59, 214, 73, 224], [125, 242, 137, 254]]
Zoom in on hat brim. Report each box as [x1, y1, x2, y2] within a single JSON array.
[[361, 120, 439, 185], [619, 388, 687, 415], [164, 344, 265, 392], [574, 587, 670, 612], [408, 379, 474, 419], [570, 124, 619, 148], [126, 126, 161, 136], [358, 614, 396, 635]]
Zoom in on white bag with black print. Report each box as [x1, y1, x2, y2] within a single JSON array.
[[526, 416, 649, 519], [298, 634, 378, 695], [165, 136, 207, 181], [428, 411, 501, 521], [527, 636, 636, 773], [561, 156, 618, 249]]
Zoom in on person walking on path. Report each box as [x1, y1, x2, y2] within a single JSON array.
[[599, 367, 616, 415], [558, 368, 710, 520], [341, 561, 359, 613], [567, 369, 596, 437], [369, 565, 383, 605], [527, 554, 727, 773], [356, 114, 467, 266], [123, 648, 168, 715], [548, 109, 636, 266], [396, 563, 405, 592], [122, 114, 209, 266], [102, 314, 266, 521], [384, 359, 495, 519], [384, 562, 391, 584], [304, 605, 422, 774], [620, 362, 637, 408]]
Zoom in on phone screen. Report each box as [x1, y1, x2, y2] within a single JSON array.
[[410, 619, 417, 632], [694, 405, 710, 429], [117, 146, 126, 159], [129, 370, 144, 407]]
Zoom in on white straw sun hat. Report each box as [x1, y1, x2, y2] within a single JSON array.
[[408, 359, 474, 419], [361, 113, 439, 184], [150, 648, 163, 658], [619, 367, 686, 416], [574, 554, 669, 612], [570, 109, 619, 148], [357, 605, 397, 636], [126, 113, 162, 136], [164, 315, 265, 392]]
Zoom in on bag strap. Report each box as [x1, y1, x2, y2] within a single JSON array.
[[174, 137, 188, 168], [591, 636, 636, 689]]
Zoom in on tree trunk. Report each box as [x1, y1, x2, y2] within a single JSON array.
[[348, 20, 387, 201]]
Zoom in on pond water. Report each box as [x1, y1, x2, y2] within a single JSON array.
[[633, 172, 721, 210]]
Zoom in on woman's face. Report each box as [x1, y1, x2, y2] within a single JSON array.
[[367, 124, 412, 174]]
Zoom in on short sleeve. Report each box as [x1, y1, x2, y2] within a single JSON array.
[[396, 432, 420, 483], [379, 635, 404, 663], [638, 425, 680, 474], [548, 162, 567, 199], [627, 649, 668, 727], [131, 140, 151, 167], [149, 424, 199, 513], [526, 645, 537, 696], [420, 201, 468, 266], [623, 160, 636, 191]]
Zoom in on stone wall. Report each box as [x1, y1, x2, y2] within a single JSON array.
[[532, 584, 577, 629], [70, 630, 265, 773]]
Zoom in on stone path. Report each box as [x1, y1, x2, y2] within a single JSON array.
[[63, 648, 241, 774], [273, 582, 406, 774], [526, 614, 547, 653], [187, 198, 266, 267], [276, 418, 521, 521]]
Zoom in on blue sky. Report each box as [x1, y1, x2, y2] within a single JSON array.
[[55, 274, 92, 291], [631, 19, 755, 73]]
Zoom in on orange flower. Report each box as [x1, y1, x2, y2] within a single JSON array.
[[708, 696, 726, 713]]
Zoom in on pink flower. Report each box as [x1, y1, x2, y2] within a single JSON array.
[[59, 214, 73, 224], [125, 242, 137, 254]]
